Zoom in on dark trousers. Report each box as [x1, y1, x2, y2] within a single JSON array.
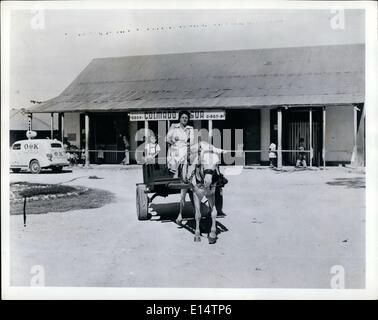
[[269, 158, 277, 167]]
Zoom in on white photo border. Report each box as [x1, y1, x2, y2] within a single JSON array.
[[1, 0, 377, 300]]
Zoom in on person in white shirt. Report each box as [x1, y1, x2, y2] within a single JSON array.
[[145, 134, 161, 164], [269, 142, 277, 168], [166, 110, 194, 176], [193, 137, 225, 165]]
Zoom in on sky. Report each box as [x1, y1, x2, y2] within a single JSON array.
[[9, 8, 365, 109]]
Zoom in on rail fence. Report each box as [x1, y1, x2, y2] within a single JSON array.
[[65, 148, 352, 167]]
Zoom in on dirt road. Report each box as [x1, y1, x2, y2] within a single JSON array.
[[9, 166, 365, 288]]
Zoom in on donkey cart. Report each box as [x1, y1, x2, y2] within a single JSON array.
[[136, 163, 224, 221]]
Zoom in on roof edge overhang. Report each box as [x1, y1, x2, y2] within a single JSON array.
[[25, 102, 364, 114]]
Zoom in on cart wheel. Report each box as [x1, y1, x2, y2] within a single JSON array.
[[136, 184, 150, 221], [215, 187, 223, 214]]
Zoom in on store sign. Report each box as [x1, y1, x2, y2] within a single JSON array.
[[129, 111, 178, 121], [129, 110, 225, 121], [192, 110, 225, 120]]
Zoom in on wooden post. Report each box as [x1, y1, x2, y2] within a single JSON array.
[[50, 113, 54, 139], [23, 197, 27, 227], [277, 108, 282, 170], [85, 113, 90, 166], [208, 119, 213, 143], [353, 106, 358, 163], [144, 120, 149, 141], [354, 106, 357, 142], [309, 108, 313, 168], [144, 120, 149, 164], [322, 106, 326, 169], [61, 113, 65, 143]]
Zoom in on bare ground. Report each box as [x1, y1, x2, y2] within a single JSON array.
[[9, 165, 365, 289]]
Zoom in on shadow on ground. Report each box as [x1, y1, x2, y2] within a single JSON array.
[[326, 177, 365, 189], [10, 169, 73, 175], [149, 201, 229, 238]]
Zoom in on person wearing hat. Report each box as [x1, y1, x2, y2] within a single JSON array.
[[166, 110, 194, 177]]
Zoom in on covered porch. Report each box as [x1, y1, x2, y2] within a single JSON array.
[[25, 44, 365, 168]]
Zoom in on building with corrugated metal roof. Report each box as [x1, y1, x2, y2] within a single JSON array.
[[25, 43, 365, 167]]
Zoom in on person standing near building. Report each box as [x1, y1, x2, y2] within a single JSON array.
[[269, 142, 277, 168], [296, 137, 307, 168], [66, 148, 72, 167], [97, 145, 105, 165], [70, 145, 79, 166], [166, 110, 194, 177], [81, 149, 86, 166], [121, 136, 130, 165], [145, 134, 161, 164]]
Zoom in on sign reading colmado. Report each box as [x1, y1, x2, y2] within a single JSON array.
[[129, 110, 226, 121]]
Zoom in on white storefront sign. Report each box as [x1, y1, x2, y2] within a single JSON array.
[[129, 110, 225, 121]]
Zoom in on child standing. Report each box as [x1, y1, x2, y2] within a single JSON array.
[[269, 142, 277, 168], [296, 138, 307, 168], [145, 134, 161, 164]]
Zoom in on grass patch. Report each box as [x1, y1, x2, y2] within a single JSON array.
[[21, 185, 77, 198], [11, 182, 77, 198], [10, 183, 115, 215]]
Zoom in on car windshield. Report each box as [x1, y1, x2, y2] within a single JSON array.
[[51, 143, 63, 148]]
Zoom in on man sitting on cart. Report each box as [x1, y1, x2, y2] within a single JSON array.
[[166, 110, 194, 178]]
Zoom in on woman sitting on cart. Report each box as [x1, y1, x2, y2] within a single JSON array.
[[166, 110, 194, 177]]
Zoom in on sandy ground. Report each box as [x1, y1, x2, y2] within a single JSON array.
[[8, 165, 365, 288]]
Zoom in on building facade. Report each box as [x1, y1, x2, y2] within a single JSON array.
[[25, 44, 365, 167]]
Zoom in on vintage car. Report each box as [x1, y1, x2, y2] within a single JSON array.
[[10, 139, 69, 174]]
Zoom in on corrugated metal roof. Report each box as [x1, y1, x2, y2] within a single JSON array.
[[29, 44, 365, 113]]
